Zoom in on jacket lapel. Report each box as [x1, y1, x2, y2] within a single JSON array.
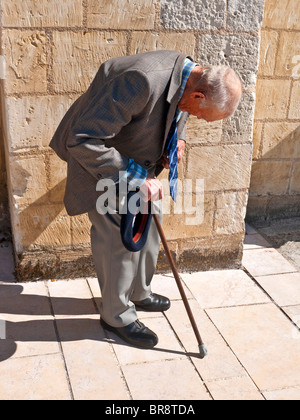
[[162, 54, 192, 150]]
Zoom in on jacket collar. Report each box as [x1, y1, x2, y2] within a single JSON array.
[[166, 54, 189, 104], [163, 54, 193, 149]]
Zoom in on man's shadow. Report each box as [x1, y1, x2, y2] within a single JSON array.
[[0, 283, 104, 362], [0, 284, 200, 362]]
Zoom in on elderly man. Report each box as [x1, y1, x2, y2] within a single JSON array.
[[50, 50, 242, 349]]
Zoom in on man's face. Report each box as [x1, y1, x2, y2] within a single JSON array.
[[178, 92, 229, 122], [194, 105, 228, 122]]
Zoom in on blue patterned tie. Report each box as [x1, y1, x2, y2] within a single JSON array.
[[166, 114, 179, 202], [166, 58, 197, 202]]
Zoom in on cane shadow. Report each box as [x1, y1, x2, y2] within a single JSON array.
[[0, 284, 197, 362]]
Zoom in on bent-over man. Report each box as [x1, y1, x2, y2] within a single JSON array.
[[50, 50, 242, 349]]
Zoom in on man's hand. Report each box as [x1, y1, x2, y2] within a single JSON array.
[[140, 176, 163, 202], [161, 139, 186, 169]]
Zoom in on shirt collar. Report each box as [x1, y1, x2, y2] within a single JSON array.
[[178, 58, 198, 101], [176, 58, 198, 120]]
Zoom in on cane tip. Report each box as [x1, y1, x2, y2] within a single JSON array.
[[198, 344, 208, 359]]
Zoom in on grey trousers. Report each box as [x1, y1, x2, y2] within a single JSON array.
[[88, 204, 162, 328]]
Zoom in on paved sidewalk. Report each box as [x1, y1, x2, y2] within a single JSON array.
[[0, 225, 300, 400]]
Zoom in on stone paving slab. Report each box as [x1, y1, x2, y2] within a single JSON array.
[[206, 376, 264, 401], [0, 227, 300, 400], [206, 303, 300, 391], [263, 386, 300, 401], [282, 305, 300, 328], [242, 247, 298, 277], [0, 314, 59, 360], [122, 359, 211, 400], [251, 218, 300, 272], [165, 299, 247, 382], [180, 269, 270, 308], [0, 353, 71, 400], [254, 272, 300, 307], [56, 315, 130, 400]]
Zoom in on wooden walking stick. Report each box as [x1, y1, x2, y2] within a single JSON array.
[[153, 213, 208, 359]]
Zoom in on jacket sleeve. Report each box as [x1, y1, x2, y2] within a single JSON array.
[[66, 70, 151, 182]]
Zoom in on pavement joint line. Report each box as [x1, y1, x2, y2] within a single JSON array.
[[161, 311, 214, 400], [242, 266, 300, 331], [44, 280, 75, 401], [251, 270, 299, 277], [203, 306, 265, 398], [84, 278, 133, 400], [203, 301, 272, 310], [99, 327, 134, 400], [260, 383, 300, 394]]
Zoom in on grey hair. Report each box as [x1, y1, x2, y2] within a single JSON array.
[[195, 65, 242, 115]]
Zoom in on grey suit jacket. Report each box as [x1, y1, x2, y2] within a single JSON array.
[[50, 50, 191, 215]]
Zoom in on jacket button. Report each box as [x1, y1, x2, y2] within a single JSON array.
[[144, 160, 151, 167]]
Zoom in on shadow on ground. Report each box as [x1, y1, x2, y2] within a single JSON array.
[[250, 217, 300, 271]]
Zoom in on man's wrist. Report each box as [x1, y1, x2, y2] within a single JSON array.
[[117, 159, 147, 189]]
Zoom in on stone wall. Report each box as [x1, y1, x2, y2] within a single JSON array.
[[0, 94, 9, 236], [0, 21, 10, 240], [0, 0, 265, 280], [247, 0, 300, 222]]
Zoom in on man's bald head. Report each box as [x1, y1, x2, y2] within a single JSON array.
[[195, 65, 242, 115], [179, 65, 243, 122]]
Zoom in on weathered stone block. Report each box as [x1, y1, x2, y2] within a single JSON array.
[[263, 0, 300, 30], [223, 92, 256, 143], [186, 116, 222, 145], [275, 32, 300, 78], [262, 123, 300, 159], [160, 0, 226, 30], [6, 95, 76, 151], [255, 79, 291, 120], [129, 32, 196, 56], [87, 0, 155, 29], [16, 248, 95, 280], [3, 30, 47, 94], [176, 233, 244, 272], [10, 155, 48, 209], [258, 30, 279, 77], [250, 161, 291, 195], [1, 0, 83, 27], [162, 193, 214, 240], [227, 0, 265, 31], [197, 34, 260, 89], [215, 191, 248, 235], [15, 204, 71, 252], [289, 81, 300, 120], [290, 163, 300, 194], [186, 144, 252, 192], [52, 31, 127, 93]]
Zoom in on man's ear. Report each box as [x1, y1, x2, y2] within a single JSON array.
[[192, 92, 206, 100]]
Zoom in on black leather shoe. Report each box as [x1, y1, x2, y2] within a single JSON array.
[[100, 318, 158, 349], [133, 293, 171, 312]]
